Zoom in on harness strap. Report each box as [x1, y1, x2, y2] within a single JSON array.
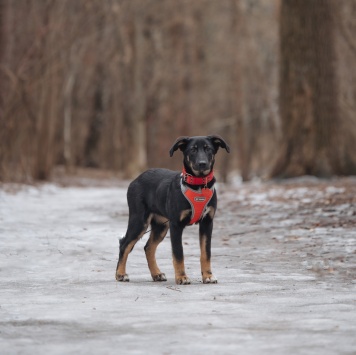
[[181, 181, 214, 225]]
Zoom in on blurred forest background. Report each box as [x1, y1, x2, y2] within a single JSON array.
[[0, 0, 355, 183]]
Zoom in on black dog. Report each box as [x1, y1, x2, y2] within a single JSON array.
[[115, 135, 230, 284]]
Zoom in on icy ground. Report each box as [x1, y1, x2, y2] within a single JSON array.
[[1, 177, 356, 354]]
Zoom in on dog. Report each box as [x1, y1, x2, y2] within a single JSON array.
[[115, 135, 230, 284]]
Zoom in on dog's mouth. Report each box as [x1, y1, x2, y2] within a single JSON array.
[[190, 165, 212, 177]]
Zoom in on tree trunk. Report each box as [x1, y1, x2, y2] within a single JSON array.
[[124, 8, 147, 178], [271, 0, 355, 178], [0, 1, 5, 180]]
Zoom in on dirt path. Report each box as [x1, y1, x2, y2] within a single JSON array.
[[1, 178, 355, 354]]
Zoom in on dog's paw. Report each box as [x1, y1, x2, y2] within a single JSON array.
[[202, 275, 217, 284], [116, 273, 130, 282], [175, 275, 191, 285], [152, 273, 167, 282]]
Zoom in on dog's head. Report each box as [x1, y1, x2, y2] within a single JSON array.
[[169, 135, 230, 176]]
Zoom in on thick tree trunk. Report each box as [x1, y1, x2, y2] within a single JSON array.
[[272, 0, 356, 178], [0, 1, 5, 180]]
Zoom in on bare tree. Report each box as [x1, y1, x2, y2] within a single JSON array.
[[334, 0, 356, 175], [4, 1, 354, 182], [272, 0, 356, 177]]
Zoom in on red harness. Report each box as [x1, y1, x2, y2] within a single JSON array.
[[181, 168, 215, 225]]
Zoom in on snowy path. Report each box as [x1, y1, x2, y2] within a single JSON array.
[[0, 179, 356, 354]]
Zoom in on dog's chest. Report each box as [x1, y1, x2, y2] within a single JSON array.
[[180, 182, 214, 225]]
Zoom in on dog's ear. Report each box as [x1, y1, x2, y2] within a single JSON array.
[[208, 135, 230, 153], [169, 136, 190, 157]]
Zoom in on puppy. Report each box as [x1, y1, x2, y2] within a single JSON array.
[[115, 135, 230, 284]]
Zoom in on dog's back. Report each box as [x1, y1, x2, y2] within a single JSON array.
[[127, 168, 179, 217]]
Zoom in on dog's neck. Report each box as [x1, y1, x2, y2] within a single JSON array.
[[181, 166, 215, 187]]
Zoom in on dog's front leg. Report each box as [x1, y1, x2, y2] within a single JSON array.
[[199, 213, 217, 284], [170, 223, 191, 285]]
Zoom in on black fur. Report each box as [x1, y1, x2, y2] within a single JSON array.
[[115, 135, 230, 284]]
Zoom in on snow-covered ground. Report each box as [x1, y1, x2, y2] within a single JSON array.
[[0, 177, 356, 354]]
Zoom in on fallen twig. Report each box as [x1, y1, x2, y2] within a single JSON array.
[[166, 286, 181, 292]]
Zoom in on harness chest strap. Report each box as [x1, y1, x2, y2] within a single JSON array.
[[181, 182, 214, 225]]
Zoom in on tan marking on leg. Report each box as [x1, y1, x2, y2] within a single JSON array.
[[116, 239, 137, 281], [146, 245, 165, 280], [200, 234, 217, 284], [116, 215, 152, 281], [202, 206, 215, 220], [172, 256, 190, 285], [208, 206, 215, 219], [145, 218, 168, 281], [180, 209, 191, 222], [153, 214, 169, 224]]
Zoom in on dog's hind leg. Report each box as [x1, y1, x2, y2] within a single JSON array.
[[144, 215, 169, 281], [115, 212, 151, 282]]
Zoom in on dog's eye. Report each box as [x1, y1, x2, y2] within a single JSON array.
[[190, 146, 197, 153]]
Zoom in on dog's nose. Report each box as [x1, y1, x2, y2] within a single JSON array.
[[198, 161, 208, 170]]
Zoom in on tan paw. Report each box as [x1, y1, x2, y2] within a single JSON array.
[[152, 273, 167, 282], [202, 274, 217, 284], [175, 275, 191, 285], [116, 273, 130, 282]]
